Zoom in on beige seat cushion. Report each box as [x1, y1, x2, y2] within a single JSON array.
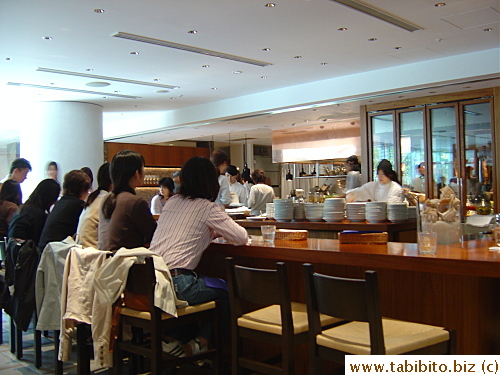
[[120, 301, 216, 320], [317, 318, 450, 355], [238, 302, 342, 335]]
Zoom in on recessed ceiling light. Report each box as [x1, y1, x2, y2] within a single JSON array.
[[368, 38, 377, 42], [484, 28, 493, 32], [94, 9, 105, 13], [260, 76, 267, 79], [170, 97, 176, 99], [5, 57, 11, 61], [50, 83, 54, 85], [86, 68, 93, 72], [134, 105, 140, 108], [320, 62, 328, 65], [102, 96, 108, 99], [265, 3, 276, 7], [155, 90, 169, 93], [211, 87, 217, 90], [153, 78, 160, 81], [43, 36, 52, 40], [86, 81, 111, 87], [435, 2, 446, 7], [114, 90, 120, 93], [337, 27, 348, 31], [398, 95, 404, 98], [294, 56, 302, 59], [202, 65, 210, 68], [394, 46, 402, 50], [262, 48, 271, 51], [233, 71, 243, 74], [130, 51, 139, 55], [188, 30, 198, 34]]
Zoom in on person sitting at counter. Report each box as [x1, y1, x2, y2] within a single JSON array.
[[150, 177, 175, 214], [346, 159, 403, 203], [247, 169, 275, 216], [226, 165, 248, 206], [149, 156, 248, 357]]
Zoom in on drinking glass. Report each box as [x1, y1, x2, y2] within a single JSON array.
[[261, 225, 276, 242], [418, 231, 437, 255], [493, 224, 500, 247]]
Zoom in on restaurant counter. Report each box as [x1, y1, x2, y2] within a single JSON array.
[[197, 237, 500, 355], [235, 219, 417, 242]]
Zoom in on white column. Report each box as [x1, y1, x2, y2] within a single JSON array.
[[20, 101, 103, 197]]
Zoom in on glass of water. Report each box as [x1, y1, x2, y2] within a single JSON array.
[[261, 225, 276, 242], [418, 231, 437, 255]]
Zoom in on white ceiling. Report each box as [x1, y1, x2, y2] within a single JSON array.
[[1, 0, 499, 146]]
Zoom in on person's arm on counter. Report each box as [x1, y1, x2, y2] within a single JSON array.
[[208, 204, 248, 245]]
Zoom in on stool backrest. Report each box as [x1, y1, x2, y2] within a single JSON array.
[[303, 264, 385, 354], [225, 257, 293, 333]]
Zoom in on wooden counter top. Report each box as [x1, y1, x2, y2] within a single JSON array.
[[208, 237, 500, 278]]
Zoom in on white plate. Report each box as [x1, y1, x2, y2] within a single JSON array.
[[247, 216, 266, 221]]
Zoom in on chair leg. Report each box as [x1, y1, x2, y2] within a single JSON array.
[[150, 322, 162, 375], [231, 327, 241, 375], [55, 330, 63, 375], [309, 340, 321, 375], [76, 323, 91, 375], [213, 305, 221, 375], [35, 329, 42, 368], [282, 335, 294, 375], [16, 326, 23, 359], [0, 307, 3, 345], [9, 316, 15, 353]]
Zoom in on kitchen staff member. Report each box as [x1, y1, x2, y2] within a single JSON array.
[[346, 159, 403, 203]]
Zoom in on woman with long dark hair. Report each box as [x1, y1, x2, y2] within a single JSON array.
[[150, 177, 175, 215], [8, 179, 61, 247], [346, 159, 403, 203], [150, 156, 248, 356], [98, 150, 156, 250], [0, 180, 22, 238], [77, 163, 112, 248]]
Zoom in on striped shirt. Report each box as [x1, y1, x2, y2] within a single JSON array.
[[149, 194, 248, 270]]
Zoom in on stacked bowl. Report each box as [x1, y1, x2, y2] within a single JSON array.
[[273, 199, 294, 222], [407, 206, 417, 220], [305, 203, 324, 222], [365, 202, 387, 223], [387, 202, 408, 223], [323, 198, 345, 222], [293, 202, 306, 221], [266, 203, 275, 220], [346, 202, 366, 222]]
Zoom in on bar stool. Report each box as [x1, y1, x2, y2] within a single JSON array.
[[225, 257, 342, 375], [303, 264, 456, 374]]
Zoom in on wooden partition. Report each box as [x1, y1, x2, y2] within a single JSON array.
[[105, 142, 210, 166]]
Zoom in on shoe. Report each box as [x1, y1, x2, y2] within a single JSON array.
[[162, 339, 186, 358], [186, 338, 207, 366]]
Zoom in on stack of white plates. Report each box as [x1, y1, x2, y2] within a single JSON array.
[[407, 206, 417, 220], [266, 203, 275, 219], [293, 202, 306, 221], [346, 202, 366, 222], [305, 203, 324, 222], [273, 199, 294, 222], [365, 202, 387, 223], [387, 202, 408, 223], [323, 198, 345, 222]]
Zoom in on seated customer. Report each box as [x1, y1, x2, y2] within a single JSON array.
[[8, 179, 61, 249], [149, 156, 248, 356], [99, 150, 157, 251], [77, 163, 112, 248], [0, 180, 22, 238], [39, 170, 91, 250]]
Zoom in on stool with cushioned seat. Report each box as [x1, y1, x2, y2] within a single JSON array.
[[225, 257, 343, 375], [303, 264, 456, 374]]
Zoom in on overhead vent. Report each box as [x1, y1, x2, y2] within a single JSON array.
[[36, 67, 179, 89], [7, 82, 140, 99], [329, 0, 422, 32], [112, 32, 273, 67]]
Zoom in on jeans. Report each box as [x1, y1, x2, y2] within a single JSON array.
[[169, 271, 229, 343]]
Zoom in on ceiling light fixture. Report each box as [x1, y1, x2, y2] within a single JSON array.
[[484, 28, 493, 32], [188, 30, 198, 34], [170, 97, 176, 99], [112, 32, 273, 67], [202, 65, 210, 68], [211, 87, 217, 90], [86, 68, 93, 71], [394, 46, 402, 49], [320, 62, 328, 65], [7, 82, 140, 99], [233, 71, 243, 74], [36, 67, 179, 89], [434, 2, 446, 7], [294, 56, 302, 59], [153, 78, 160, 81], [286, 165, 293, 181], [260, 76, 267, 79], [262, 48, 271, 51], [86, 81, 110, 87], [329, 0, 422, 32], [94, 9, 105, 13], [5, 57, 11, 61], [130, 51, 139, 55], [368, 38, 377, 41], [265, 3, 276, 7], [155, 90, 169, 93], [337, 27, 348, 31], [43, 36, 52, 40]]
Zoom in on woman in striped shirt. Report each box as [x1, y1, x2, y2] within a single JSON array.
[[149, 156, 248, 356]]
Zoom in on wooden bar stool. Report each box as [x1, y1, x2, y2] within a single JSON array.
[[303, 264, 456, 374], [225, 257, 342, 375]]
